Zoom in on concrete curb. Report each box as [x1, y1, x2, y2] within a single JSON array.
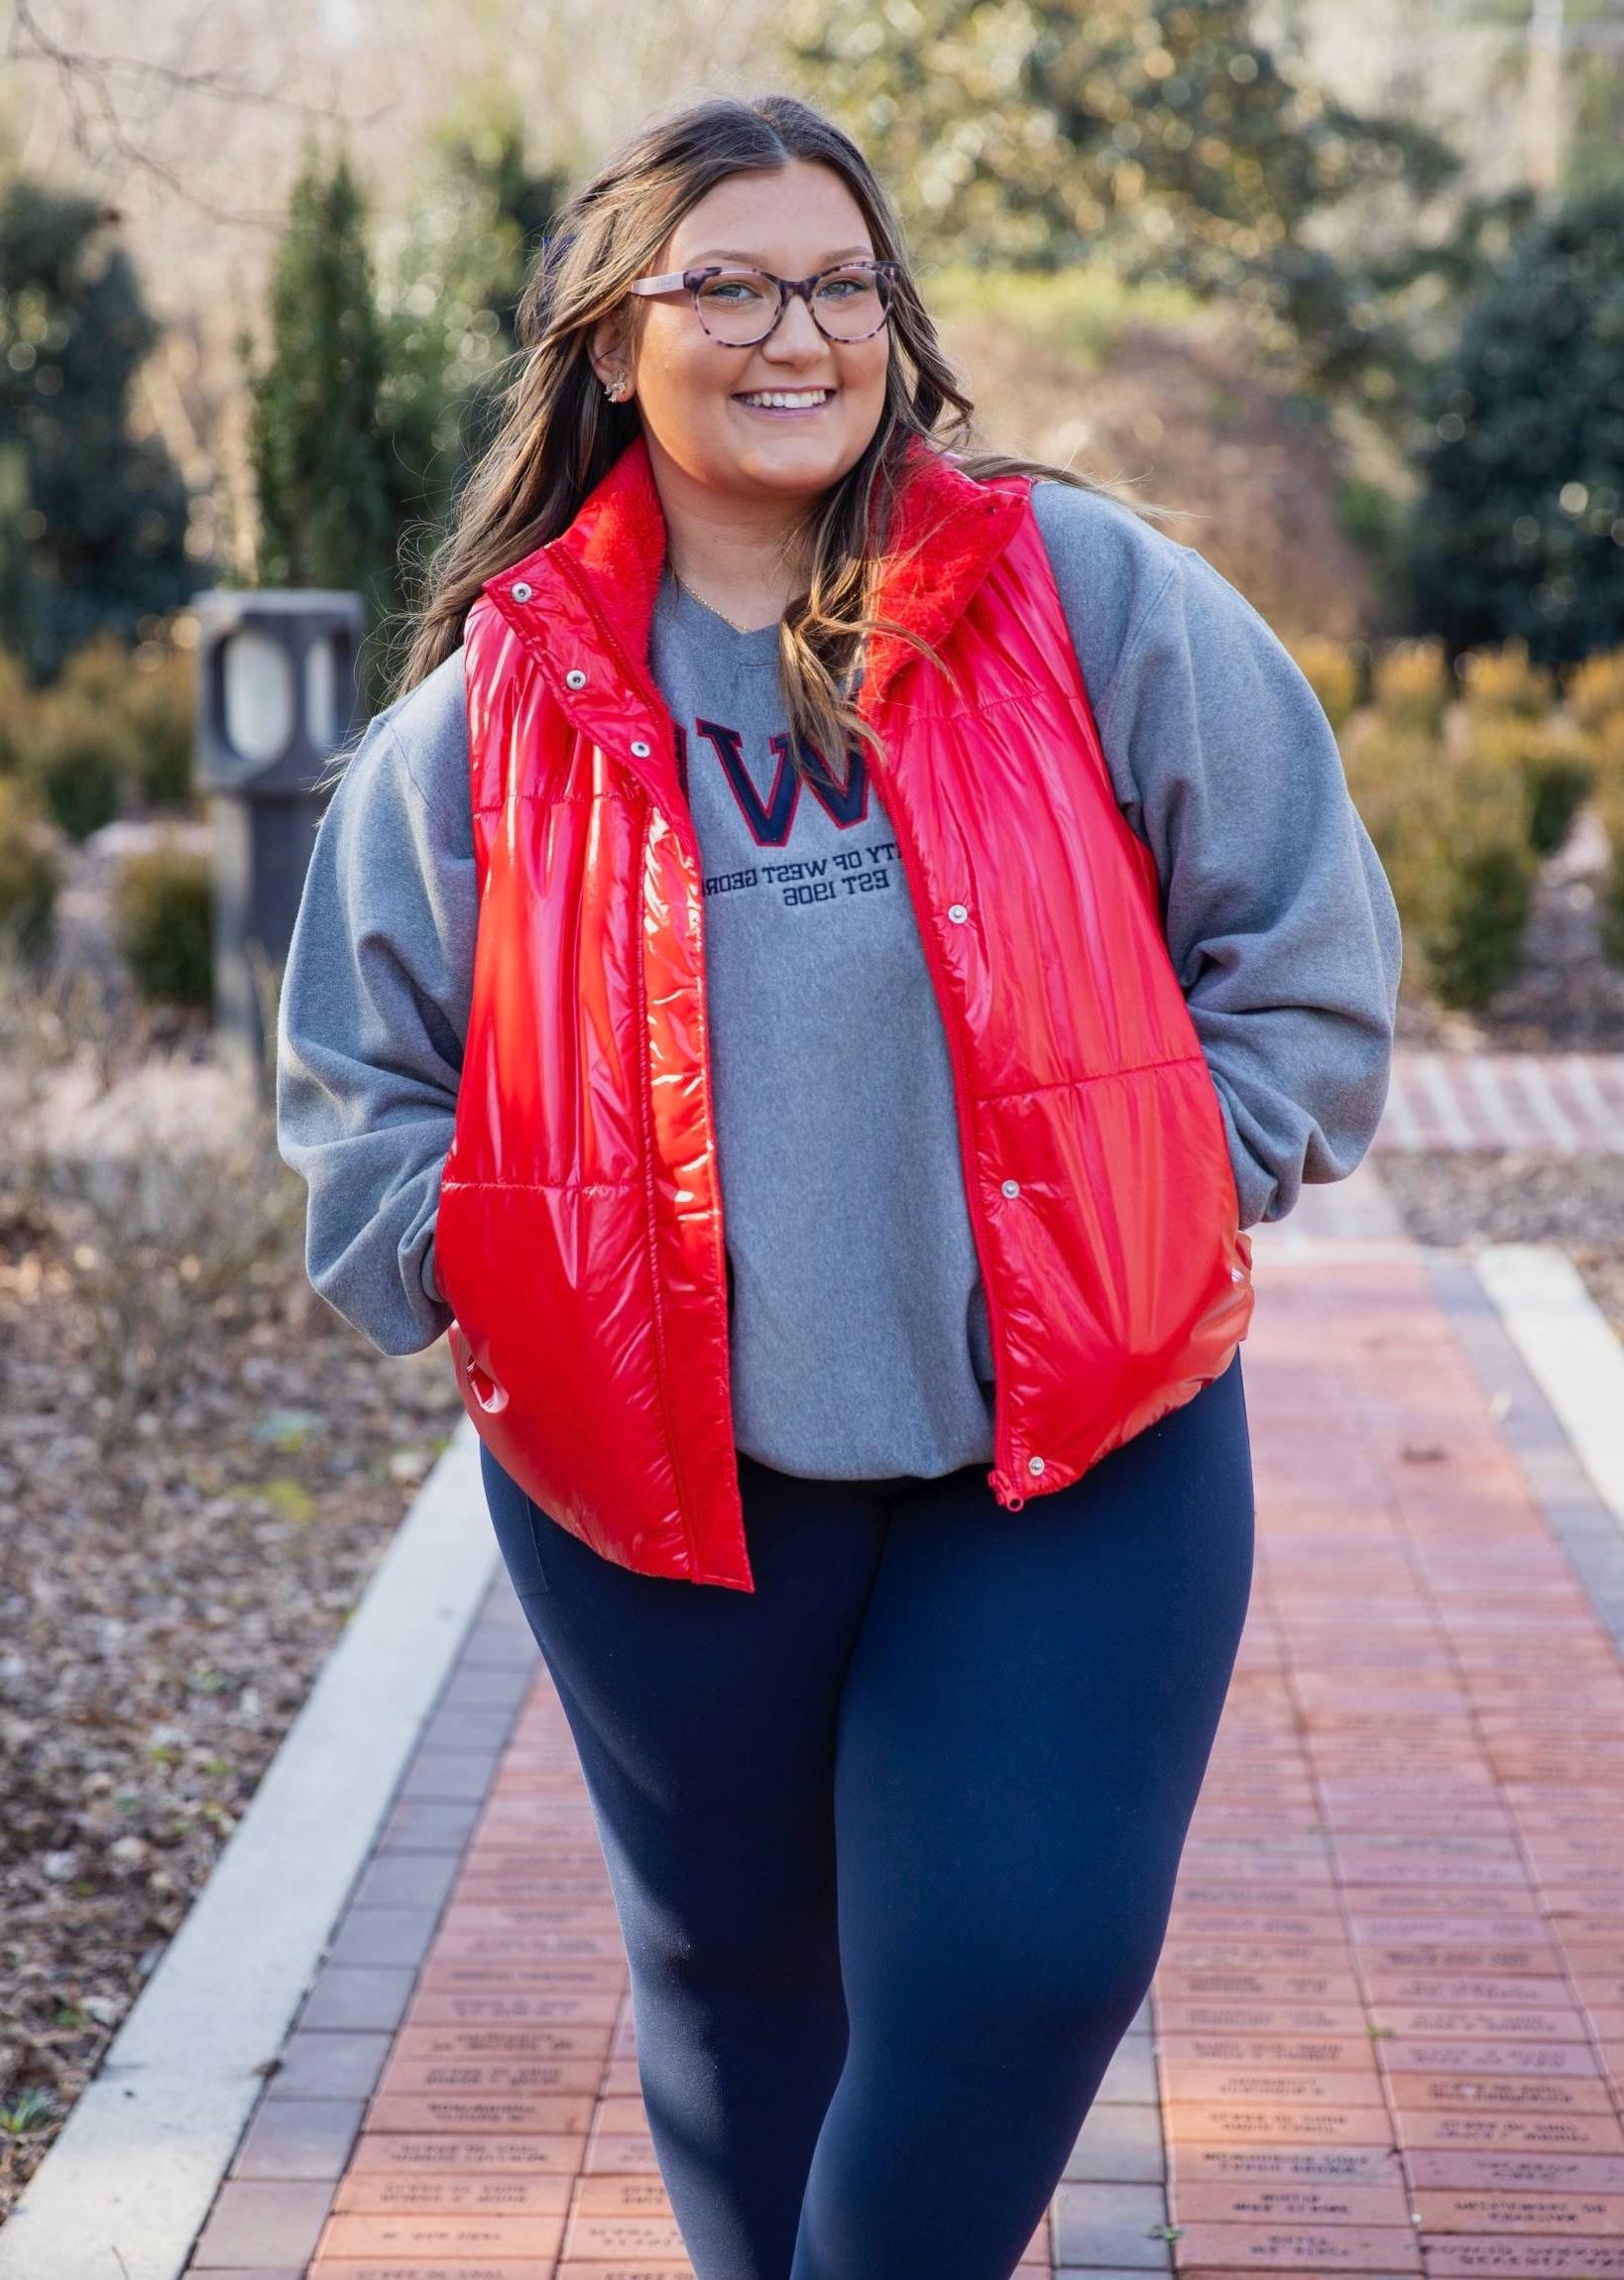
[[1471, 1241, 1624, 1538], [0, 1416, 497, 2280]]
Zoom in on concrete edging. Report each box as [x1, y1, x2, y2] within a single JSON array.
[[1472, 1241, 1624, 1534], [0, 1415, 496, 2280]]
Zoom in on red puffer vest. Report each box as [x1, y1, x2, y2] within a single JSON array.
[[434, 429, 1253, 1590]]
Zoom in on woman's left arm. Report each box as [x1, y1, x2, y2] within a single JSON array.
[[1041, 498, 1404, 1228]]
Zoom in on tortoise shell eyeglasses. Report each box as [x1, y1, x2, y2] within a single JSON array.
[[626, 259, 901, 347]]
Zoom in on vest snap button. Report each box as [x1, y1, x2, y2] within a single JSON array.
[[630, 739, 651, 758], [565, 668, 587, 688], [947, 902, 969, 922], [511, 581, 533, 602], [1001, 1178, 1020, 1198], [1027, 1455, 1046, 1476], [1230, 1265, 1245, 1281]]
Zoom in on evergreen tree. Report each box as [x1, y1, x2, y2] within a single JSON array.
[[378, 105, 567, 562], [1409, 182, 1624, 665], [241, 145, 396, 701], [0, 177, 195, 682]]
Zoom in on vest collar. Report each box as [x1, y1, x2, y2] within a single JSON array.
[[487, 426, 1028, 716]]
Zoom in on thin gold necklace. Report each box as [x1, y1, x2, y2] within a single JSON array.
[[665, 560, 776, 637]]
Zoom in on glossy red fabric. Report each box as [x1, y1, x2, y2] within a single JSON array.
[[434, 430, 1253, 1590]]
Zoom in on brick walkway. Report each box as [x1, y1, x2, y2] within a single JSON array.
[[1150, 1249, 1624, 2278], [1377, 1050, 1624, 1153], [180, 1163, 1624, 2278]]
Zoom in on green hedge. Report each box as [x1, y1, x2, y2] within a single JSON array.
[[0, 779, 61, 962], [114, 840, 213, 1009]]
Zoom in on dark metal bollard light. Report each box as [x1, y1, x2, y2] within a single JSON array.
[[192, 591, 365, 1101]]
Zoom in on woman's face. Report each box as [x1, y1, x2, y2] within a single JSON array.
[[594, 160, 892, 512]]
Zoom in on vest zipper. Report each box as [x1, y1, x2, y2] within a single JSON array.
[[545, 550, 743, 1571], [863, 738, 1026, 1514]]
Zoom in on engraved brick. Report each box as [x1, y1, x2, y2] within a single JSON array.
[[1413, 2189, 1624, 2233], [1377, 2041, 1600, 2078], [314, 2210, 566, 2256], [345, 2131, 585, 2173], [1171, 2181, 1411, 2225], [562, 2213, 690, 2256], [1160, 2064, 1383, 2105], [1385, 2071, 1614, 2114], [1169, 2222, 1422, 2270], [375, 2057, 603, 2097], [1406, 2152, 1624, 2193], [1156, 2034, 1382, 2071], [1168, 2147, 1404, 2191], [1421, 2237, 1624, 2274], [363, 2091, 594, 2134], [1396, 2111, 1624, 2155], [1165, 2101, 1392, 2148], [330, 2170, 573, 2213]]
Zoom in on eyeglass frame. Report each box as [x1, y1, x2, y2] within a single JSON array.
[[626, 258, 901, 346]]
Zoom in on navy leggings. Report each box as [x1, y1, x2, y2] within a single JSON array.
[[478, 1351, 1254, 2280]]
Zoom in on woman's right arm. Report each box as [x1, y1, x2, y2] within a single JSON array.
[[275, 650, 476, 1357]]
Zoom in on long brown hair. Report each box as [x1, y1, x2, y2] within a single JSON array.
[[373, 90, 1153, 785]]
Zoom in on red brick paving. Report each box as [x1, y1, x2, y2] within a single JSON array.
[[1159, 1247, 1624, 2278], [1376, 1050, 1624, 1153], [183, 1194, 1624, 2277]]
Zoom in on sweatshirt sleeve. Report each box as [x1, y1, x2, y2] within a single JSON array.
[[1032, 483, 1403, 1229], [275, 658, 476, 1354]]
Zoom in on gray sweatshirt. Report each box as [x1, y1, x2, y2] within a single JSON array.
[[276, 476, 1403, 1480]]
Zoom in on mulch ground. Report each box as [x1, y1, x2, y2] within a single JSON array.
[[1377, 1150, 1624, 1345], [0, 1006, 464, 2217]]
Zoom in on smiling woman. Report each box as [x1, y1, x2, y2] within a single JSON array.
[[366, 92, 1118, 772], [277, 84, 1402, 2280], [592, 172, 903, 626]]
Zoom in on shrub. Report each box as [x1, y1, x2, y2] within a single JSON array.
[[1426, 829, 1539, 1010], [58, 632, 196, 807], [51, 631, 129, 712], [1591, 705, 1624, 793], [18, 695, 131, 840], [1460, 639, 1557, 722], [1342, 723, 1536, 1010], [1371, 639, 1451, 737], [1418, 759, 1539, 1011], [124, 645, 195, 806], [0, 779, 60, 961], [1467, 713, 1597, 855], [1567, 649, 1624, 733], [0, 649, 37, 776], [1569, 652, 1624, 795], [1286, 637, 1360, 733], [1340, 722, 1448, 954], [114, 839, 213, 1009], [1594, 778, 1624, 968]]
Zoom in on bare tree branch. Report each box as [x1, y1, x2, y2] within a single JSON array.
[[6, 0, 395, 228]]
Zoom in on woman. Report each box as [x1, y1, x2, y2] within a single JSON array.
[[278, 90, 1401, 2280]]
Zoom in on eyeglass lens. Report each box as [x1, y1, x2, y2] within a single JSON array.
[[693, 267, 892, 345]]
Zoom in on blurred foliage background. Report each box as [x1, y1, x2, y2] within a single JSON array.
[[1, 0, 1623, 1017]]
